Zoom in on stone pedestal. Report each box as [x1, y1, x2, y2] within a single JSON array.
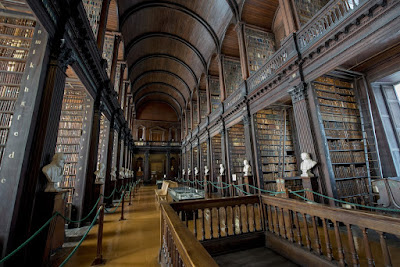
[[218, 175, 227, 197], [301, 176, 317, 201], [204, 175, 209, 197], [195, 175, 199, 189], [243, 175, 255, 194]]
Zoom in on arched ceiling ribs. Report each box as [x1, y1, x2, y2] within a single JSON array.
[[136, 92, 182, 115], [131, 70, 191, 98], [120, 1, 221, 51], [133, 82, 186, 106], [125, 32, 207, 71], [225, 0, 239, 23], [128, 53, 198, 86], [136, 99, 181, 119]]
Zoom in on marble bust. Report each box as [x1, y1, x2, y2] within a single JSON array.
[[219, 164, 225, 176], [204, 166, 209, 176], [300, 152, 317, 177], [194, 167, 199, 176], [187, 168, 191, 176], [119, 167, 125, 179], [243, 159, 251, 176], [110, 167, 117, 181], [42, 153, 66, 192], [182, 169, 185, 175], [94, 162, 105, 184]]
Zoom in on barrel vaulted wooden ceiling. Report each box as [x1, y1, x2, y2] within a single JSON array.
[[115, 0, 279, 118]]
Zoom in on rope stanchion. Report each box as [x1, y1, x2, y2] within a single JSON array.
[[91, 204, 105, 265], [59, 207, 102, 267]]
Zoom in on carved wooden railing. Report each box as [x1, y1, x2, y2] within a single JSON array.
[[297, 0, 369, 52], [208, 105, 223, 124], [261, 194, 400, 266], [170, 196, 264, 255], [223, 82, 246, 111], [247, 34, 297, 93], [133, 141, 181, 147], [160, 202, 218, 267]]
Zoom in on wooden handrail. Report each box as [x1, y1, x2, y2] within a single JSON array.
[[160, 202, 218, 267]]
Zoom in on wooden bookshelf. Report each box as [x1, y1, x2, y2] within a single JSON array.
[[102, 34, 114, 77], [199, 89, 207, 120], [193, 146, 198, 174], [111, 129, 118, 171], [223, 58, 242, 98], [228, 123, 246, 178], [211, 134, 222, 179], [312, 75, 372, 204], [253, 107, 297, 191], [293, 0, 330, 26], [209, 77, 220, 112], [193, 101, 198, 127], [0, 13, 35, 166], [96, 114, 109, 172], [244, 26, 275, 75], [82, 0, 102, 37], [200, 142, 207, 175]]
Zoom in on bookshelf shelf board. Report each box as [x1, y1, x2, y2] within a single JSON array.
[[329, 149, 364, 152], [0, 22, 35, 29], [319, 103, 358, 110], [0, 34, 32, 41], [313, 80, 354, 90], [331, 162, 367, 165], [0, 57, 26, 62], [335, 176, 369, 181], [0, 69, 25, 74]]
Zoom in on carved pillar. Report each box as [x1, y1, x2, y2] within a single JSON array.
[[279, 0, 298, 34], [104, 114, 116, 207], [217, 54, 226, 102], [236, 22, 250, 80], [289, 84, 335, 203], [123, 82, 130, 117], [109, 35, 121, 86], [117, 64, 126, 101], [243, 112, 255, 182], [81, 91, 104, 223], [206, 75, 212, 115], [96, 0, 111, 52], [196, 90, 201, 124]]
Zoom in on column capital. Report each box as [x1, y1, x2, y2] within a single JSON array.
[[288, 83, 308, 104]]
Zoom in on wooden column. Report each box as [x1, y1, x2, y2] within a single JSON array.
[[144, 150, 150, 182], [289, 84, 335, 203], [117, 64, 126, 101], [217, 54, 227, 102], [0, 25, 53, 265], [123, 82, 130, 117], [104, 114, 116, 207], [279, 0, 298, 34], [109, 35, 121, 86], [236, 22, 250, 80], [196, 90, 201, 124], [81, 91, 104, 223], [243, 112, 255, 177], [96, 0, 111, 52], [206, 75, 212, 115]]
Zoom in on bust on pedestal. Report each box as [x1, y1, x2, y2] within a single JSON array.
[[111, 167, 117, 181], [300, 152, 317, 201], [218, 164, 225, 196], [243, 159, 253, 194], [42, 153, 67, 192], [94, 162, 105, 184], [204, 166, 210, 196]]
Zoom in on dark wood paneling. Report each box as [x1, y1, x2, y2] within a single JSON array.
[[241, 0, 279, 30]]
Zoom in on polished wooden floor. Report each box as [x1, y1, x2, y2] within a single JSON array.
[[65, 186, 160, 266]]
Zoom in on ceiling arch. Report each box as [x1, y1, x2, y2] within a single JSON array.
[[136, 92, 182, 116], [131, 70, 191, 98], [125, 32, 207, 70], [133, 82, 186, 107]]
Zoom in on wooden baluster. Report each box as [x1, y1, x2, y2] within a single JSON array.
[[333, 221, 346, 267], [378, 231, 392, 267], [361, 228, 374, 267], [241, 204, 249, 233], [234, 205, 241, 235], [311, 216, 322, 255], [346, 224, 359, 266], [322, 219, 333, 261], [302, 213, 311, 250], [193, 210, 197, 238], [287, 209, 294, 243], [227, 206, 234, 236], [254, 203, 262, 231], [293, 211, 302, 246], [200, 209, 205, 240], [213, 208, 220, 238], [262, 203, 267, 231], [274, 206, 281, 237], [219, 207, 227, 237], [267, 205, 274, 233], [184, 211, 189, 228], [280, 208, 287, 239], [207, 208, 212, 239], [247, 204, 255, 232]]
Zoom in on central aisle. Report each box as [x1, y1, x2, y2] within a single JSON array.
[[65, 185, 160, 267]]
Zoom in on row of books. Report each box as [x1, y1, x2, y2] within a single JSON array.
[[325, 129, 363, 139], [316, 90, 356, 102], [0, 100, 15, 112], [64, 89, 87, 96], [318, 98, 358, 109], [258, 139, 292, 145], [328, 139, 364, 150], [315, 77, 352, 88], [0, 113, 12, 127], [57, 137, 81, 145], [261, 155, 296, 164], [321, 113, 359, 123], [62, 103, 84, 110], [257, 129, 290, 136], [0, 72, 23, 85], [263, 170, 297, 180], [333, 165, 368, 179], [257, 124, 287, 130], [0, 26, 34, 38], [64, 153, 79, 162], [58, 129, 82, 137], [0, 129, 9, 145], [63, 163, 77, 175], [0, 17, 36, 27], [0, 48, 29, 59], [59, 115, 84, 122], [0, 38, 31, 49], [313, 83, 354, 95], [0, 85, 20, 98], [323, 120, 361, 130], [56, 144, 80, 153], [330, 151, 365, 163], [336, 178, 369, 198], [0, 61, 26, 72], [320, 105, 360, 117], [262, 164, 296, 172], [59, 122, 83, 129], [62, 97, 85, 104], [259, 145, 293, 154]]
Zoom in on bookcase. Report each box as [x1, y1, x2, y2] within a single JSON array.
[[187, 110, 191, 131], [244, 26, 276, 75], [201, 142, 207, 174], [253, 107, 297, 191], [0, 14, 35, 167], [228, 123, 246, 177], [56, 87, 90, 204], [102, 34, 114, 77], [96, 114, 109, 173], [193, 102, 198, 127], [114, 63, 121, 93], [199, 89, 207, 120], [211, 134, 222, 179], [82, 0, 102, 37], [223, 58, 242, 98], [294, 0, 330, 26], [312, 75, 374, 204], [111, 129, 118, 171], [193, 146, 198, 174], [209, 77, 220, 112]]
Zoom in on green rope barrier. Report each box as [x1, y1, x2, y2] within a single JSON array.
[[58, 196, 101, 223], [105, 190, 125, 214], [0, 213, 59, 264], [101, 186, 117, 199], [59, 207, 102, 267], [231, 184, 251, 195]]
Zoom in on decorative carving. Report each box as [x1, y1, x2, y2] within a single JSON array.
[[288, 83, 308, 103], [300, 152, 317, 177], [42, 153, 67, 192], [243, 159, 251, 176]]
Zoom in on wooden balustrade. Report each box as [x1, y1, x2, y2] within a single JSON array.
[[160, 202, 218, 267], [170, 196, 264, 255], [261, 194, 400, 266]]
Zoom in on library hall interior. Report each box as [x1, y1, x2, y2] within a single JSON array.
[[1, 0, 400, 266]]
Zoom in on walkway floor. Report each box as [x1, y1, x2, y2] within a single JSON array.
[[64, 185, 160, 267]]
